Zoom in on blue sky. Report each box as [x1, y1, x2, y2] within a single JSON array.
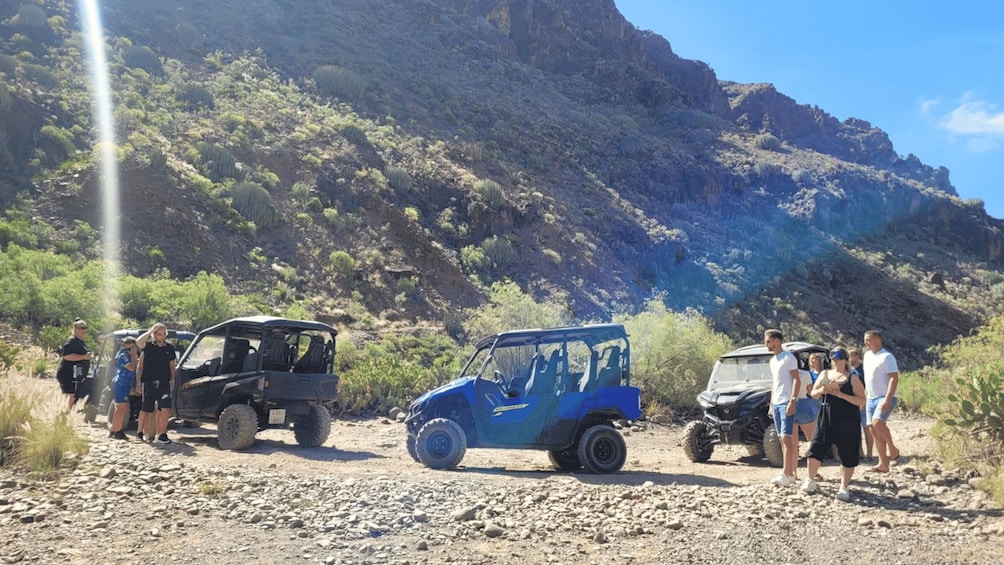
[[615, 1, 1004, 219]]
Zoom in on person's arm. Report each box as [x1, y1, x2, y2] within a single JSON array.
[[135, 352, 145, 387], [809, 372, 828, 399], [787, 369, 800, 415], [844, 375, 867, 408], [135, 327, 155, 350], [169, 359, 177, 383], [881, 371, 899, 410]]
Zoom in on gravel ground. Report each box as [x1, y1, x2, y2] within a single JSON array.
[[1, 415, 1003, 564]]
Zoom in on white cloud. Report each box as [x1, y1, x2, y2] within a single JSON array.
[[918, 97, 940, 117], [939, 99, 1004, 137]]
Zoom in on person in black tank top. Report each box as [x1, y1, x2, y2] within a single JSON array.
[[800, 346, 867, 501]]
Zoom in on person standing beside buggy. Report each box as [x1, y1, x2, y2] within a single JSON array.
[[107, 336, 139, 440], [56, 319, 93, 414], [801, 346, 865, 501], [135, 323, 176, 445], [765, 329, 801, 486]]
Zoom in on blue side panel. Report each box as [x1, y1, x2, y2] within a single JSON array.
[[561, 386, 641, 421]]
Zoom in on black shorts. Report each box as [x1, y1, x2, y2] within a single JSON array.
[[141, 379, 172, 412], [57, 373, 76, 394]]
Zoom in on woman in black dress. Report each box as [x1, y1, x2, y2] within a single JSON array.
[[800, 346, 866, 501]]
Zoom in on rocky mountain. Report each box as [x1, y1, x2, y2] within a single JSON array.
[[2, 0, 1003, 365]]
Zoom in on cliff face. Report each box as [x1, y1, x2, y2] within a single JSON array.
[[4, 0, 1004, 364]]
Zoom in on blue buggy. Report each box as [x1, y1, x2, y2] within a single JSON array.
[[405, 323, 641, 473]]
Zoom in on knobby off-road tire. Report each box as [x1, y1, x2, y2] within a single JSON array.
[[746, 442, 766, 457], [547, 447, 582, 471], [406, 435, 420, 462], [763, 425, 784, 467], [682, 420, 714, 462], [217, 404, 258, 450], [415, 418, 467, 470], [577, 425, 627, 474], [293, 402, 331, 447]]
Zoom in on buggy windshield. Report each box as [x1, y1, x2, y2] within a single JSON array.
[[706, 354, 773, 390]]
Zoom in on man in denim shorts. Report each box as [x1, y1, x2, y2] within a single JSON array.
[[863, 330, 900, 473], [766, 329, 801, 486]]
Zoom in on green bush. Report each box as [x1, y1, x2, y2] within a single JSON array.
[[335, 333, 462, 415], [231, 181, 279, 228], [480, 236, 516, 270], [0, 341, 18, 368], [197, 142, 237, 180], [943, 364, 1004, 448], [341, 124, 369, 146], [329, 251, 355, 278], [617, 300, 734, 412], [122, 45, 163, 75], [384, 166, 412, 191], [16, 413, 87, 477], [463, 281, 567, 341], [753, 133, 781, 151], [22, 64, 59, 89], [177, 85, 215, 110], [0, 55, 18, 75], [474, 179, 504, 208], [313, 65, 366, 98]]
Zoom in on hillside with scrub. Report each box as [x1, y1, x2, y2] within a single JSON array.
[[0, 0, 1003, 497]]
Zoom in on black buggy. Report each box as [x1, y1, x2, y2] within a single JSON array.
[[172, 316, 339, 450], [682, 341, 827, 467]]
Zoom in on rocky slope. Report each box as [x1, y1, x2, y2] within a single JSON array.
[[2, 0, 1004, 360]]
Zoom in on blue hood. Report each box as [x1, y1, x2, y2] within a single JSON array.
[[410, 375, 475, 406]]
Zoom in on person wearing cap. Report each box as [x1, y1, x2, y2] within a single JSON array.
[[107, 336, 140, 440], [55, 319, 93, 413], [801, 346, 865, 501]]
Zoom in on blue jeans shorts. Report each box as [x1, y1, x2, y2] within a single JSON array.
[[111, 376, 133, 404], [772, 403, 795, 437], [866, 395, 898, 424], [794, 397, 819, 425]]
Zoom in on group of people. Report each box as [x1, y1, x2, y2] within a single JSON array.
[[765, 328, 901, 501], [57, 321, 177, 445]]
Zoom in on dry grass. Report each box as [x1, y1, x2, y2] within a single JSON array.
[[0, 351, 88, 477]]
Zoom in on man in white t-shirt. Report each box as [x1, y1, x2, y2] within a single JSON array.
[[766, 329, 801, 486], [862, 329, 901, 473]]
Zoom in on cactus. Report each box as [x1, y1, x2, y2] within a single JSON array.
[[231, 182, 279, 228]]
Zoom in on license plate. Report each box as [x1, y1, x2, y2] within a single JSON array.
[[268, 409, 286, 425]]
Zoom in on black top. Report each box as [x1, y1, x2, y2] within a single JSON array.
[[57, 336, 90, 381], [820, 375, 859, 419], [140, 341, 176, 383]]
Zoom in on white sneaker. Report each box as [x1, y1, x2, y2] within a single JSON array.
[[771, 474, 796, 487], [837, 487, 851, 501], [801, 479, 819, 493]]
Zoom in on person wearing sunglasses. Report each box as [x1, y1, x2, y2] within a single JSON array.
[[801, 346, 866, 501]]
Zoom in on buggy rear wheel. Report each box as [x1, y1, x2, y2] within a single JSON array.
[[763, 425, 784, 467], [577, 425, 626, 474], [415, 418, 467, 470], [682, 420, 714, 462], [293, 402, 331, 447], [217, 404, 258, 450], [547, 447, 581, 471]]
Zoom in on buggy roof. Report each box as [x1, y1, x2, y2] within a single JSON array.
[[103, 329, 196, 341], [473, 323, 627, 350], [719, 341, 827, 359], [199, 316, 338, 337]]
